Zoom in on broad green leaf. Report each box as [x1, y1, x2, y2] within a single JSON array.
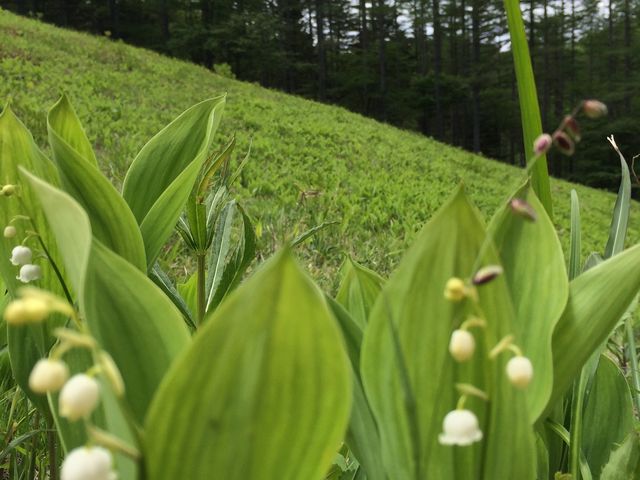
[[336, 258, 385, 329], [582, 356, 634, 479], [145, 250, 351, 480], [570, 189, 582, 280], [46, 94, 97, 166], [361, 187, 535, 480], [123, 96, 226, 266], [326, 297, 386, 480], [600, 433, 640, 480], [150, 263, 196, 330], [491, 185, 568, 421], [177, 273, 197, 320], [503, 0, 552, 217], [0, 107, 63, 412], [548, 243, 640, 411], [205, 200, 236, 309], [47, 95, 146, 271], [24, 171, 191, 422], [604, 138, 631, 259]]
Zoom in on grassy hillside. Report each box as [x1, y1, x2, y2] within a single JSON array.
[[1, 8, 636, 288]]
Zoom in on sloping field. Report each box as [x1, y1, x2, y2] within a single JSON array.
[[0, 8, 636, 287]]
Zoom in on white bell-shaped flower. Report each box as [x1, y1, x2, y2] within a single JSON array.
[[448, 329, 475, 362], [17, 264, 42, 283], [506, 356, 534, 389], [61, 446, 116, 480], [439, 409, 483, 446], [10, 245, 32, 266], [29, 358, 69, 394], [3, 225, 16, 238], [59, 374, 100, 421]]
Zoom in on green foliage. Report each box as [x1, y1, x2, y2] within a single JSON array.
[[0, 9, 637, 290]]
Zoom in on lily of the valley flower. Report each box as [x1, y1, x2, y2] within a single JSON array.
[[449, 330, 475, 362], [29, 358, 70, 394], [61, 446, 116, 480], [17, 264, 42, 283], [582, 100, 608, 119], [3, 225, 16, 238], [438, 409, 483, 446], [10, 245, 32, 266], [3, 298, 50, 325], [1, 184, 16, 196], [59, 374, 100, 421], [506, 356, 534, 389]]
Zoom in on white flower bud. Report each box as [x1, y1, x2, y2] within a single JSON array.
[[17, 264, 42, 283], [4, 298, 50, 325], [448, 329, 475, 362], [29, 358, 69, 394], [444, 277, 466, 302], [3, 225, 16, 238], [439, 409, 483, 446], [10, 245, 32, 266], [506, 356, 534, 389], [61, 446, 116, 480], [59, 374, 100, 421], [582, 100, 608, 119]]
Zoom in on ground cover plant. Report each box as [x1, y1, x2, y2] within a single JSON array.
[[2, 4, 640, 480]]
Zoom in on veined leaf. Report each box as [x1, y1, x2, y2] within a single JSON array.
[[0, 106, 63, 413], [581, 356, 634, 479], [123, 96, 226, 266], [600, 433, 640, 480], [23, 171, 191, 423], [47, 95, 146, 271], [361, 187, 535, 480], [336, 257, 385, 329], [548, 243, 640, 412], [145, 250, 351, 480], [491, 184, 568, 421]]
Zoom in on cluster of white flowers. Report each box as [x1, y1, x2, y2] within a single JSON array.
[[61, 446, 117, 480], [440, 270, 535, 447], [8, 245, 41, 283]]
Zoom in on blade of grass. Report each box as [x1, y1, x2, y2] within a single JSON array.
[[503, 0, 552, 217]]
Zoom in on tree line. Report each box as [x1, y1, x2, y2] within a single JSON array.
[[3, 0, 639, 190]]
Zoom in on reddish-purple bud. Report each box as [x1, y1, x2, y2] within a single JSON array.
[[563, 116, 581, 142], [533, 133, 552, 156], [552, 131, 576, 156], [582, 100, 608, 119], [510, 198, 537, 222], [472, 265, 504, 285]]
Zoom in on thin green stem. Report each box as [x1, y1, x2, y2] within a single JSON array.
[[196, 253, 206, 326], [625, 317, 640, 413], [46, 414, 58, 480]]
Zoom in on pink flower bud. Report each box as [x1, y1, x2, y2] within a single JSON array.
[[552, 131, 576, 156], [472, 265, 504, 285], [510, 198, 537, 222], [533, 133, 552, 156], [582, 100, 608, 119]]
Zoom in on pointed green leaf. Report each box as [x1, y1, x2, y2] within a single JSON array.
[[549, 244, 640, 411], [581, 356, 634, 479], [570, 189, 582, 280], [23, 171, 191, 422], [145, 250, 351, 480], [122, 96, 225, 266], [361, 188, 535, 480], [491, 185, 568, 421], [336, 258, 385, 329], [47, 95, 146, 270], [604, 139, 631, 259], [0, 107, 63, 412]]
